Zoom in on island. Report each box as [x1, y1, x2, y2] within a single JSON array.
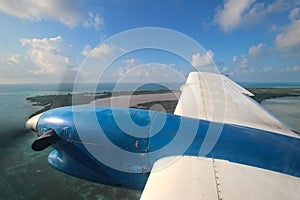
[[26, 90, 179, 118], [26, 88, 300, 118], [248, 88, 300, 103]]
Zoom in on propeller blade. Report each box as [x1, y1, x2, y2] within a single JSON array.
[[32, 129, 59, 151], [25, 112, 44, 132]]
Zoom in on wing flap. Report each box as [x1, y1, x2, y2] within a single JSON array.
[[174, 72, 299, 138], [141, 156, 300, 200]]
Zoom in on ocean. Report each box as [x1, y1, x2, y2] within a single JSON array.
[[0, 83, 183, 200], [239, 82, 300, 88], [0, 83, 299, 200], [262, 96, 300, 132]]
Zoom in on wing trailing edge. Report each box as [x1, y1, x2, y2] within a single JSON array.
[[141, 156, 300, 200]]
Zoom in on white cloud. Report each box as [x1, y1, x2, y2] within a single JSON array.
[[275, 14, 300, 52], [0, 36, 78, 83], [117, 58, 142, 77], [241, 0, 295, 25], [114, 59, 184, 83], [100, 34, 108, 41], [280, 65, 300, 72], [82, 12, 104, 30], [255, 66, 273, 74], [123, 58, 141, 66], [81, 44, 125, 61], [191, 50, 214, 68], [0, 0, 104, 29], [6, 55, 23, 65], [232, 56, 238, 62], [20, 36, 76, 74], [248, 43, 265, 56], [270, 24, 282, 31], [0, 36, 77, 83], [20, 36, 62, 52], [0, 55, 33, 83], [93, 44, 122, 58], [118, 66, 151, 79], [263, 66, 272, 73], [214, 0, 255, 32], [221, 67, 229, 74], [232, 54, 248, 68], [241, 68, 254, 75], [81, 45, 92, 56], [239, 55, 248, 68], [214, 0, 297, 32], [289, 7, 300, 21]]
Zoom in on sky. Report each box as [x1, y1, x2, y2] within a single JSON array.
[[0, 0, 300, 84]]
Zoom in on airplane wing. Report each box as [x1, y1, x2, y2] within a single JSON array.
[[141, 156, 300, 200], [141, 72, 300, 199], [174, 72, 299, 138]]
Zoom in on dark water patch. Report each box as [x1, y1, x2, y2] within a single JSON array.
[[0, 129, 28, 148], [0, 131, 141, 200]]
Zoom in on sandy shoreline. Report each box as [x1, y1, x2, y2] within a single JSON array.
[[88, 92, 181, 108]]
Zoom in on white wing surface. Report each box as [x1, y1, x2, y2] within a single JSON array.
[[141, 156, 300, 200], [174, 72, 299, 138]]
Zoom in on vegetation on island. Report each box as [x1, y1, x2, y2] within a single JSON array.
[[26, 90, 176, 118], [26, 88, 300, 118], [248, 88, 300, 103], [26, 92, 112, 118], [131, 100, 178, 113]]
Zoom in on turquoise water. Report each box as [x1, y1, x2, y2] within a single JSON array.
[[262, 96, 300, 132], [0, 83, 299, 199], [0, 84, 143, 200], [0, 89, 42, 146], [239, 82, 300, 88]]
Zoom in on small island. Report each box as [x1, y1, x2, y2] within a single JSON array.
[[248, 88, 300, 103], [26, 88, 300, 118], [26, 90, 178, 118]]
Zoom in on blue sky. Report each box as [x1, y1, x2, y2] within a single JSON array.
[[0, 0, 300, 83]]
